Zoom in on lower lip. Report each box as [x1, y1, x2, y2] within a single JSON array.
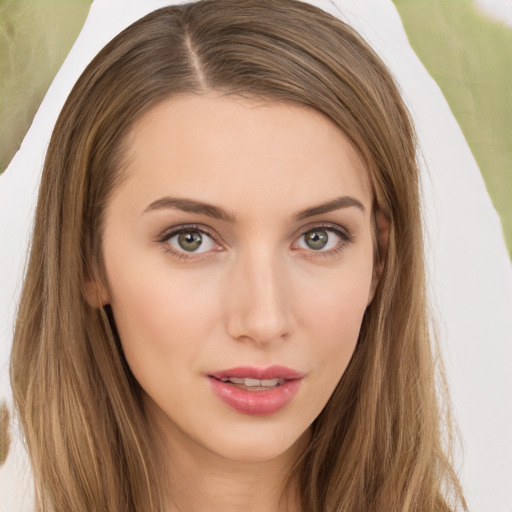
[[207, 377, 302, 416]]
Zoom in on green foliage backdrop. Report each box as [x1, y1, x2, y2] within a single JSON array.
[[0, 0, 92, 173], [394, 0, 512, 255]]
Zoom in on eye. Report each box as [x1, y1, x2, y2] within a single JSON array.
[[160, 226, 220, 255], [295, 226, 350, 253]]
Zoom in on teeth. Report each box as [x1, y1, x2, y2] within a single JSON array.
[[260, 378, 282, 387], [219, 377, 284, 387], [244, 378, 261, 387], [223, 377, 245, 384]]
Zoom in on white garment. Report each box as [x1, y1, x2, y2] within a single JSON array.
[[1, 1, 511, 510]]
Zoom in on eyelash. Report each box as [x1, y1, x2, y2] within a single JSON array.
[[156, 223, 353, 261]]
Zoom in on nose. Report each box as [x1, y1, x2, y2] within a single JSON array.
[[225, 247, 294, 346]]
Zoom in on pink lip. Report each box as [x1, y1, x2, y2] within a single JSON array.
[[207, 366, 304, 416]]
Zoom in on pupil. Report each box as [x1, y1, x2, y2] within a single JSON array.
[[306, 230, 328, 250], [178, 231, 202, 251]]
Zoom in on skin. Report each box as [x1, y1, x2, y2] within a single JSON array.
[[88, 93, 380, 512]]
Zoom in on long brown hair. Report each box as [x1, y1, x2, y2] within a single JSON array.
[[10, 1, 466, 510]]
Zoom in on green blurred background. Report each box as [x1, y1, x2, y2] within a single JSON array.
[[0, 0, 511, 255]]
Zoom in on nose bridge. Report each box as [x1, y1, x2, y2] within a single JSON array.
[[226, 242, 293, 344]]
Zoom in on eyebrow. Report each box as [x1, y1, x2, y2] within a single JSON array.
[[143, 195, 365, 222], [294, 196, 365, 220]]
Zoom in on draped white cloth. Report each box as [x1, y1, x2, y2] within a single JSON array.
[[1, 1, 511, 510]]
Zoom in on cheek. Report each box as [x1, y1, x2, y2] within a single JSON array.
[[297, 256, 373, 387], [108, 265, 220, 362], [309, 289, 367, 372], [301, 252, 372, 334], [308, 286, 368, 339]]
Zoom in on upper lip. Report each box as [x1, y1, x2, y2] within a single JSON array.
[[208, 365, 304, 381]]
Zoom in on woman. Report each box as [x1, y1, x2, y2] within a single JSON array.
[[9, 0, 466, 510]]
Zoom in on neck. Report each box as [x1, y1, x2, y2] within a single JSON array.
[[167, 448, 301, 512], [150, 413, 306, 512]]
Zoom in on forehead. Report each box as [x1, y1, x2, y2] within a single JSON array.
[[114, 93, 372, 219]]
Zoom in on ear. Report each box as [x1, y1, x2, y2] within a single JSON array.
[[368, 209, 390, 305], [84, 278, 110, 308]]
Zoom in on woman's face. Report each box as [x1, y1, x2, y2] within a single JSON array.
[[94, 94, 376, 464]]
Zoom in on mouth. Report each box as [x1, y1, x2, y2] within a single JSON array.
[[215, 376, 286, 391], [207, 366, 304, 416]]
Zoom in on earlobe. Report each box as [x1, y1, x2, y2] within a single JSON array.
[[368, 209, 390, 305], [84, 278, 110, 307]]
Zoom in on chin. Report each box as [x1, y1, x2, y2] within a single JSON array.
[[202, 422, 311, 464]]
